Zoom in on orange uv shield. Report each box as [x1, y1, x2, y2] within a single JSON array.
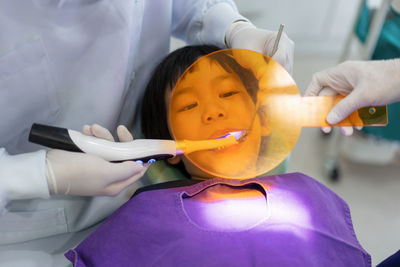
[[169, 49, 387, 179]]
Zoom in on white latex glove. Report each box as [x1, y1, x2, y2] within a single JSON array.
[[225, 21, 294, 75], [305, 59, 400, 135], [46, 124, 148, 196]]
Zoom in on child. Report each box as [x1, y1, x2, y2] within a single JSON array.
[[65, 46, 371, 267], [154, 47, 269, 178], [142, 45, 298, 179]]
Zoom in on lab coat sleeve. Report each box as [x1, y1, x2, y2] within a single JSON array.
[[172, 0, 248, 48], [0, 148, 50, 213]]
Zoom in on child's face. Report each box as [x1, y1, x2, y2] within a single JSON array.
[[168, 58, 263, 179]]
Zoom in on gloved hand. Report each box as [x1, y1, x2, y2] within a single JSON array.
[[305, 59, 400, 135], [82, 123, 134, 142], [225, 21, 294, 75], [46, 124, 148, 196]]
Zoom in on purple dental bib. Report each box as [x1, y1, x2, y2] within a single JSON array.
[[66, 172, 371, 267]]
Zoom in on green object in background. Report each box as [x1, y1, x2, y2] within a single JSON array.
[[145, 160, 188, 184], [355, 0, 400, 141], [144, 156, 290, 185], [355, 0, 370, 43]]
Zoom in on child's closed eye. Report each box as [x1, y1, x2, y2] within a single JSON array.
[[219, 91, 239, 98], [179, 102, 198, 112]]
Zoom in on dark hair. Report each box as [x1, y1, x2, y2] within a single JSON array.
[[141, 45, 219, 140], [140, 45, 259, 177], [141, 45, 258, 139]]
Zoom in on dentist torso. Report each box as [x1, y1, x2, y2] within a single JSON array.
[[0, 0, 241, 246], [0, 0, 149, 245]]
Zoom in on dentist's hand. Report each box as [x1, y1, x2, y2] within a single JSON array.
[[45, 124, 148, 196], [225, 21, 294, 75], [305, 59, 400, 135]]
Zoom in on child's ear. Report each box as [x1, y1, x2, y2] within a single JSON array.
[[167, 156, 182, 165]]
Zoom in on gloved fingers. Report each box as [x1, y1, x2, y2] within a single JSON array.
[[103, 164, 149, 196], [339, 126, 354, 136], [321, 126, 332, 134], [304, 70, 332, 96], [316, 88, 357, 136], [326, 92, 360, 125], [116, 125, 134, 142], [318, 87, 338, 96], [269, 32, 294, 75], [82, 124, 115, 142], [82, 124, 92, 136], [46, 149, 149, 196], [327, 91, 366, 136], [261, 31, 294, 73], [226, 22, 294, 75], [83, 124, 134, 143], [105, 160, 147, 183], [271, 51, 293, 75], [91, 124, 115, 141]]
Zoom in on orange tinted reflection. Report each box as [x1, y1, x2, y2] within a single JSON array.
[[170, 49, 300, 179]]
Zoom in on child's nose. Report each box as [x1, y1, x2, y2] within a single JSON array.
[[202, 107, 226, 123]]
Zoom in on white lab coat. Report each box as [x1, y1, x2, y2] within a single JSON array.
[[0, 0, 244, 248]]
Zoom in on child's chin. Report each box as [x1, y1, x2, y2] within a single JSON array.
[[189, 148, 258, 178], [197, 158, 257, 178]]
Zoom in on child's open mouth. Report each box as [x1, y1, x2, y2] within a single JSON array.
[[209, 129, 248, 153], [212, 129, 247, 141]]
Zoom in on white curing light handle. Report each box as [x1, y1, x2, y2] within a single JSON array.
[[28, 123, 177, 163]]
